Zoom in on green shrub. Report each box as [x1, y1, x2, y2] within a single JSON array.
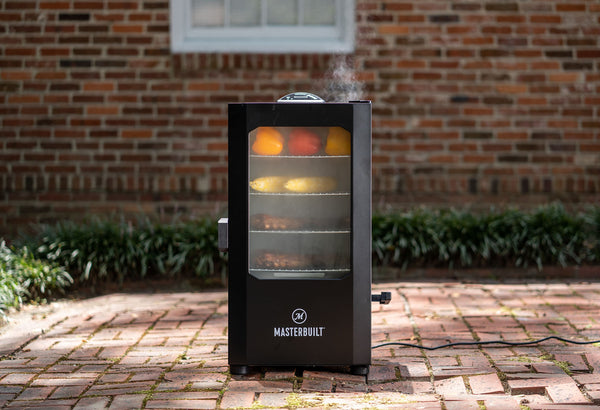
[[11, 205, 599, 295], [515, 205, 587, 268], [373, 204, 598, 270], [585, 206, 600, 263], [0, 240, 72, 317], [28, 217, 226, 287]]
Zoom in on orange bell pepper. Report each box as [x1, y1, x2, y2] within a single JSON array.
[[251, 127, 283, 155], [325, 127, 351, 156]]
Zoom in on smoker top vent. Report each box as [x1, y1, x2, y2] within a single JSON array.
[[277, 92, 325, 103]]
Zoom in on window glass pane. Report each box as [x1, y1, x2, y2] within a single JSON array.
[[304, 0, 335, 25], [267, 0, 297, 25], [230, 0, 261, 26], [191, 0, 224, 27]]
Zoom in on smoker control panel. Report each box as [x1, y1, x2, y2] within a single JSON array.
[[218, 218, 228, 252]]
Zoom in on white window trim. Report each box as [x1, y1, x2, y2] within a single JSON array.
[[170, 0, 355, 53]]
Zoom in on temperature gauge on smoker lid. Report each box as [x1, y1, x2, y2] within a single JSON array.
[[277, 92, 325, 103]]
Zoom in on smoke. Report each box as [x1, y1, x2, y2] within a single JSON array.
[[322, 55, 365, 102]]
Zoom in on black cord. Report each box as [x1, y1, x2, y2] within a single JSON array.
[[372, 336, 600, 351]]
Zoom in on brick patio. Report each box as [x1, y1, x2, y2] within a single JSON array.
[[1, 280, 599, 409]]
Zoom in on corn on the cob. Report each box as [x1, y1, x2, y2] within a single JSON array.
[[284, 177, 337, 193], [249, 176, 288, 192]]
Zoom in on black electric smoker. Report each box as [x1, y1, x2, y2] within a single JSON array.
[[219, 93, 390, 375]]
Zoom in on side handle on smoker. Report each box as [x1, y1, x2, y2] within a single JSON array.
[[372, 292, 392, 305], [218, 218, 228, 252]]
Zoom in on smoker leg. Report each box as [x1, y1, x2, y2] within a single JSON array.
[[230, 365, 251, 375], [350, 365, 369, 376]]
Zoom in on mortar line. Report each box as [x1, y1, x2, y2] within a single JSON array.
[[1, 315, 71, 359], [398, 288, 447, 410], [143, 296, 226, 409], [71, 308, 170, 408], [532, 283, 598, 402], [2, 313, 116, 409], [448, 284, 509, 395]]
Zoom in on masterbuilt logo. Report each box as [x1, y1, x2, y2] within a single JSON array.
[[273, 308, 325, 337]]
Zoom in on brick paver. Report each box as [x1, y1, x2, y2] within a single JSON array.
[[0, 281, 599, 408]]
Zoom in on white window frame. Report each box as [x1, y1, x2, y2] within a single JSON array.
[[170, 0, 355, 53]]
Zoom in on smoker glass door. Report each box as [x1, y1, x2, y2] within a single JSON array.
[[248, 126, 351, 280]]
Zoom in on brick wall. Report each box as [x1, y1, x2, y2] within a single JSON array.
[[1, 1, 599, 235]]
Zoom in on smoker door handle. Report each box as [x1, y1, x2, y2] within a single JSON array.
[[218, 218, 228, 252]]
